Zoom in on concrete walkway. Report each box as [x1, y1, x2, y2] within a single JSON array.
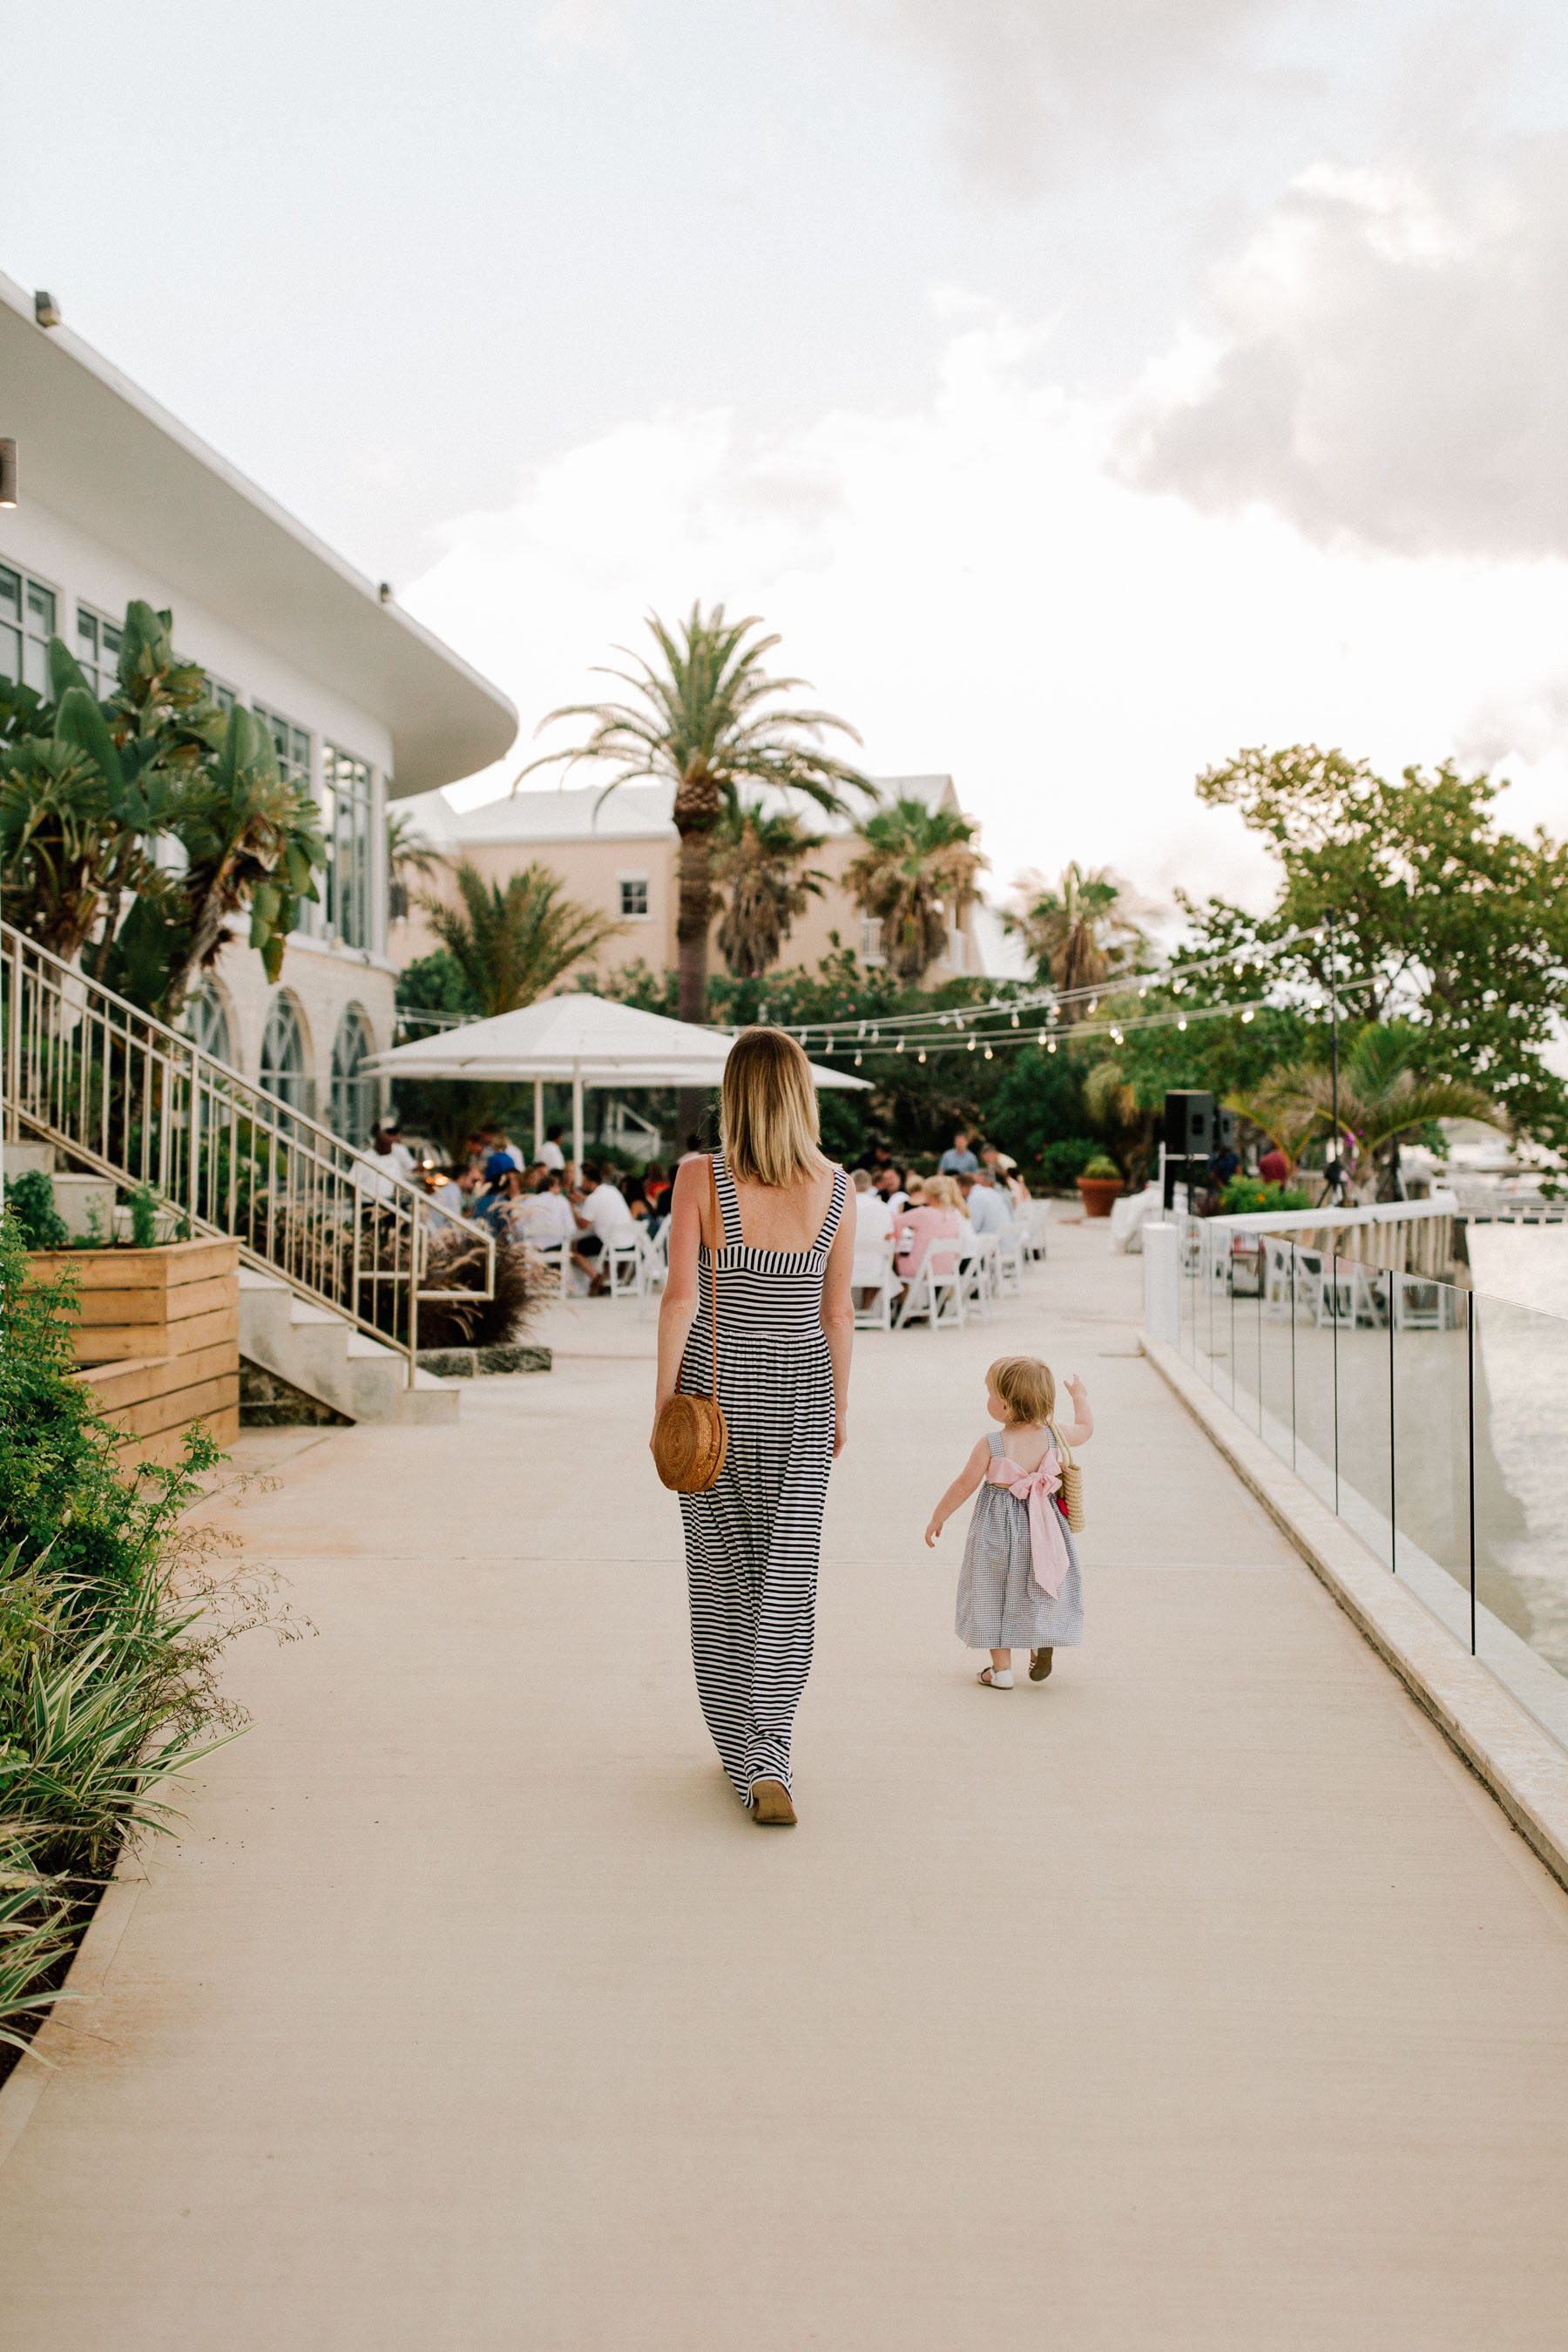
[[3, 1221, 1568, 2349]]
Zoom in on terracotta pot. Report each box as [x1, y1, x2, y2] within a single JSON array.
[[1076, 1175, 1125, 1219]]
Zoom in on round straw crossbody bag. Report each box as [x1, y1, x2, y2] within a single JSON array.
[[652, 1158, 730, 1495]]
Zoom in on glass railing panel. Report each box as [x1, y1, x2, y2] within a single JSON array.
[[1466, 1289, 1568, 1749]]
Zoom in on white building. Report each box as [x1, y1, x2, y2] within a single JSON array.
[[0, 271, 517, 1139]]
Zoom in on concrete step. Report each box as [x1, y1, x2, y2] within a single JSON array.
[[238, 1268, 460, 1425]]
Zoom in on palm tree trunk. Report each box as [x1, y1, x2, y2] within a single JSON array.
[[674, 817, 716, 1146]]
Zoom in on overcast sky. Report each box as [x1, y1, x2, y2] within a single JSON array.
[[8, 0, 1568, 917]]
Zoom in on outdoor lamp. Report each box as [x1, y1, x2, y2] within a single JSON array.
[[0, 440, 16, 507], [33, 291, 61, 328]]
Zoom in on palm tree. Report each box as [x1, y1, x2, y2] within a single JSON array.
[[1236, 1024, 1500, 1198], [418, 860, 622, 1017], [845, 797, 985, 984], [519, 604, 871, 1024], [387, 811, 444, 924], [713, 806, 827, 978], [1007, 863, 1146, 1021]]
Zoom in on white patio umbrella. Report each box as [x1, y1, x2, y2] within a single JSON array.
[[363, 991, 868, 1166]]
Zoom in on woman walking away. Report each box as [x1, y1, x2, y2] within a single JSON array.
[[653, 1030, 855, 1825], [925, 1355, 1093, 1688]]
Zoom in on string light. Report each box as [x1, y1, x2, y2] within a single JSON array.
[[870, 1027, 880, 1043], [896, 1037, 904, 1053], [1037, 1028, 1048, 1044], [1010, 1010, 1019, 1027], [917, 1048, 926, 1063], [983, 1045, 993, 1059], [1047, 1039, 1058, 1054], [1240, 1009, 1255, 1024], [1178, 1017, 1187, 1031], [854, 1051, 862, 1066], [967, 1036, 977, 1052], [1087, 997, 1098, 1014]]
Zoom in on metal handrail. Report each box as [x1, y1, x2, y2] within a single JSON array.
[[2, 922, 494, 1379]]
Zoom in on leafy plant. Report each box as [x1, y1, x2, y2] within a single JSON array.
[[0, 1213, 306, 2072], [1, 601, 328, 1023], [845, 795, 985, 984], [416, 1229, 536, 1349], [4, 1173, 69, 1252], [125, 1184, 160, 1250], [523, 604, 871, 1025], [1080, 1154, 1122, 1181], [1041, 1138, 1100, 1188], [418, 860, 622, 1018], [1219, 1176, 1313, 1214]]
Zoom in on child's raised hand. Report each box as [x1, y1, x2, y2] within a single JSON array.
[[1064, 1374, 1088, 1407], [924, 1516, 943, 1548]]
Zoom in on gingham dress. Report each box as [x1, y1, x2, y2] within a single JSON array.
[[678, 1156, 847, 1802]]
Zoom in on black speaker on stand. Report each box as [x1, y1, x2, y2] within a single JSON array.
[[1163, 1090, 1216, 1210]]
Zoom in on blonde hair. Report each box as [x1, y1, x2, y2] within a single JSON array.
[[925, 1173, 963, 1212], [988, 1355, 1056, 1427], [720, 1028, 827, 1187]]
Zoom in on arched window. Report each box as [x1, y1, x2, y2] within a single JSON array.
[[187, 978, 233, 1068], [329, 1004, 376, 1146], [260, 991, 308, 1113]]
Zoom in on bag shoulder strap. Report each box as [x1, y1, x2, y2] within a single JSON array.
[[1049, 1421, 1074, 1468], [707, 1154, 720, 1406]]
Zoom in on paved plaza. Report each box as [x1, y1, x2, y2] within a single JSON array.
[[3, 1223, 1568, 2348]]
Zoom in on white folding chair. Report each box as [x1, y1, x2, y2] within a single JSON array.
[[852, 1244, 897, 1332], [957, 1235, 997, 1321], [605, 1233, 642, 1296], [634, 1223, 668, 1299], [528, 1239, 568, 1294], [896, 1240, 964, 1330], [1020, 1202, 1051, 1262], [993, 1227, 1025, 1298]]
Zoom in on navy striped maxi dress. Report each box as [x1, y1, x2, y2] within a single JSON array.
[[678, 1155, 848, 1803]]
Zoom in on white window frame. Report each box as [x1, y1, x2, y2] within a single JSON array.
[[618, 872, 652, 920], [75, 601, 124, 700], [859, 915, 885, 967], [0, 559, 60, 698]]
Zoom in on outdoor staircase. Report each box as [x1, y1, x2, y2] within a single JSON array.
[[3, 923, 490, 1429], [238, 1270, 458, 1425]]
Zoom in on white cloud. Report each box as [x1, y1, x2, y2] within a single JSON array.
[[844, 0, 1315, 191], [403, 307, 1568, 922], [1120, 143, 1568, 559]]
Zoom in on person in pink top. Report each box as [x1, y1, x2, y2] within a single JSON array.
[[891, 1172, 963, 1287]]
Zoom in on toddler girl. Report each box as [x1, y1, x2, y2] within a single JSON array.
[[924, 1355, 1093, 1687]]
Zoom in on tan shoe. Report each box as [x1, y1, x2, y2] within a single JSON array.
[[1030, 1648, 1053, 1681], [750, 1778, 797, 1826]]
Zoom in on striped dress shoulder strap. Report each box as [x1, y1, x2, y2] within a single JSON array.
[[712, 1157, 744, 1248], [814, 1166, 848, 1251]]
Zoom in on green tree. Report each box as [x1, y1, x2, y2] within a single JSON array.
[[417, 860, 622, 1017], [1007, 863, 1147, 1017], [387, 810, 444, 924], [713, 806, 827, 977], [845, 796, 985, 983], [522, 604, 870, 1025], [1187, 744, 1568, 1150]]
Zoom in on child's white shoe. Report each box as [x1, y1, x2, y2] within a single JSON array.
[[977, 1666, 1013, 1688]]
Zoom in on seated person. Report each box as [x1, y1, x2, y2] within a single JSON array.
[[520, 1171, 578, 1253], [620, 1173, 651, 1223], [874, 1166, 909, 1213], [429, 1165, 482, 1227], [572, 1159, 638, 1292], [851, 1166, 895, 1250], [958, 1170, 1014, 1237], [892, 1175, 963, 1284]]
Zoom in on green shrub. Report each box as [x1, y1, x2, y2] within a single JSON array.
[[4, 1172, 68, 1252], [125, 1183, 159, 1249], [1220, 1176, 1314, 1215], [0, 1211, 304, 2070], [1040, 1138, 1100, 1189], [1080, 1154, 1122, 1181]]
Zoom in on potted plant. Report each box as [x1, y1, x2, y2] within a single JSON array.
[[1076, 1154, 1125, 1218]]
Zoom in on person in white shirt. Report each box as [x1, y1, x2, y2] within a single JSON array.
[[851, 1166, 894, 1249], [572, 1160, 637, 1292], [959, 1172, 1014, 1237], [382, 1121, 416, 1175], [521, 1173, 578, 1250], [538, 1127, 566, 1172]]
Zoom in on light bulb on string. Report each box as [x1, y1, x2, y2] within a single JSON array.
[[1047, 1039, 1058, 1055], [854, 1051, 862, 1067], [870, 1027, 880, 1043], [1087, 997, 1098, 1015], [1178, 1017, 1187, 1031], [968, 1036, 976, 1052], [1010, 1010, 1019, 1027], [1241, 1009, 1255, 1024], [1037, 1028, 1048, 1044], [917, 1049, 927, 1064], [896, 1037, 905, 1054]]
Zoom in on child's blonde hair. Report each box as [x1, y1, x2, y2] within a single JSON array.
[[988, 1355, 1056, 1426], [925, 1173, 963, 1211]]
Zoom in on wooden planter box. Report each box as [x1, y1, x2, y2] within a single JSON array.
[[26, 1238, 240, 1469]]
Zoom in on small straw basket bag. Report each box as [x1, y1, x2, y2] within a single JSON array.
[[652, 1158, 729, 1495], [1051, 1423, 1086, 1534]]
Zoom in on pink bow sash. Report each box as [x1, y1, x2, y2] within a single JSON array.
[[988, 1454, 1073, 1598]]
